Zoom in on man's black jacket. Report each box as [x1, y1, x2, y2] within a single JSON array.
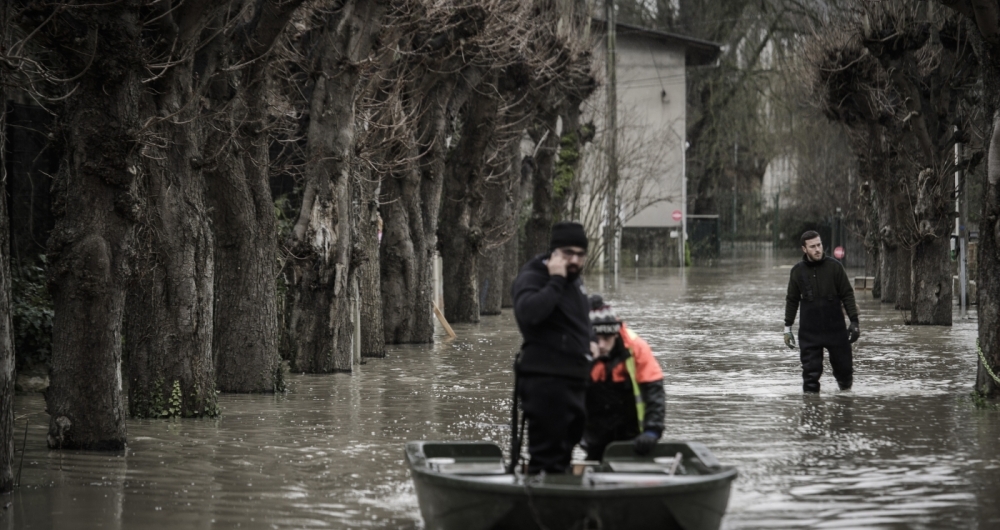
[[785, 255, 859, 348], [512, 253, 594, 380]]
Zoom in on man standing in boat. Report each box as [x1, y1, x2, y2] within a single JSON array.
[[784, 230, 860, 392], [512, 221, 597, 474], [582, 295, 665, 461]]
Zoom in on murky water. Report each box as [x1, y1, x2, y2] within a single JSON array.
[[3, 252, 999, 529]]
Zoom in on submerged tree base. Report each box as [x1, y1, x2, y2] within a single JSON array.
[[969, 390, 1000, 411]]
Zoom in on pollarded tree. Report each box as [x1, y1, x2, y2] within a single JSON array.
[[364, 1, 491, 343], [440, 0, 595, 322], [809, 1, 981, 326], [205, 0, 309, 391], [439, 74, 502, 322], [0, 29, 13, 488], [9, 1, 145, 448], [283, 0, 386, 372], [936, 0, 1000, 397], [125, 0, 232, 419]]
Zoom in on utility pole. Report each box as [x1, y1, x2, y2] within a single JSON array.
[[680, 135, 687, 269], [604, 0, 618, 275]]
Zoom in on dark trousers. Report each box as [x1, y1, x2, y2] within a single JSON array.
[[519, 375, 586, 473], [800, 344, 853, 392]]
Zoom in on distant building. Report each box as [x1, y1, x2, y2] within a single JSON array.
[[581, 18, 720, 269]]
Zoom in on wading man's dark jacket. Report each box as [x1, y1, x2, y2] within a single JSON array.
[[785, 255, 859, 348], [512, 253, 595, 380]]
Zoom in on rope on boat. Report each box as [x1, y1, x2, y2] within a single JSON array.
[[522, 474, 555, 530], [976, 340, 1000, 386]]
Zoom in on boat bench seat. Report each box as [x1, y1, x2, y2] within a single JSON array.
[[426, 460, 507, 475]]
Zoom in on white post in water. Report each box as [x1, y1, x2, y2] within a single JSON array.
[[955, 136, 967, 318], [434, 252, 443, 310], [353, 275, 361, 367]]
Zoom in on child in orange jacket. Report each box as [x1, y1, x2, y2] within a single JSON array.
[[582, 295, 665, 461]]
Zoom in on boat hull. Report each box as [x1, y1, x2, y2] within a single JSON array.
[[407, 441, 736, 530]]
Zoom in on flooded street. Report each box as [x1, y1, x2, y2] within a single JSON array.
[[4, 251, 999, 529]]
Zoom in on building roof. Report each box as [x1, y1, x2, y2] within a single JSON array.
[[592, 18, 722, 67]]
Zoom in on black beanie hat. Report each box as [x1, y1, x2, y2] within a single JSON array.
[[550, 221, 588, 251], [588, 294, 622, 335]]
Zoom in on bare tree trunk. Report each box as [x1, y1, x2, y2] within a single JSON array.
[[287, 1, 383, 371], [126, 63, 217, 417], [877, 178, 912, 310], [380, 67, 482, 343], [877, 190, 898, 305], [909, 169, 953, 325], [0, 87, 14, 492], [896, 241, 913, 312], [504, 154, 534, 308], [879, 242, 897, 304], [524, 112, 560, 258], [479, 175, 508, 316], [976, 111, 1000, 397], [480, 138, 524, 314], [440, 81, 499, 323], [45, 6, 143, 449], [207, 0, 306, 390], [356, 167, 385, 357]]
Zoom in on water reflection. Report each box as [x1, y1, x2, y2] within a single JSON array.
[[4, 252, 999, 529]]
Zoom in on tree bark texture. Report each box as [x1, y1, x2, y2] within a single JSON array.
[[126, 54, 217, 418], [380, 88, 452, 342], [478, 178, 508, 316], [479, 139, 524, 315], [503, 154, 534, 308], [1, 98, 14, 492], [287, 0, 383, 372], [876, 174, 913, 310], [206, 79, 281, 389], [934, 0, 1000, 396], [976, 111, 1000, 397], [440, 81, 500, 323], [205, 0, 307, 390], [380, 65, 482, 343], [356, 167, 385, 357], [44, 6, 144, 450], [523, 112, 560, 258], [875, 183, 899, 305], [909, 169, 953, 325], [125, 0, 230, 415]]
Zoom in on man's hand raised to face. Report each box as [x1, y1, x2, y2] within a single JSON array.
[[547, 251, 568, 277]]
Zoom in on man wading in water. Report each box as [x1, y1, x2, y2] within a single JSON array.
[[784, 230, 861, 392], [512, 221, 597, 473]]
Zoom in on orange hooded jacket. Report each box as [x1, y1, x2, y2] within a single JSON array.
[[589, 323, 663, 384]]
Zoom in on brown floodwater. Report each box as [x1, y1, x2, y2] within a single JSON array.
[[3, 251, 999, 529]]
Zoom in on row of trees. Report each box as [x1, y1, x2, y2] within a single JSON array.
[[614, 0, 999, 395], [1, 0, 597, 490], [807, 1, 978, 326], [803, 0, 1000, 395]]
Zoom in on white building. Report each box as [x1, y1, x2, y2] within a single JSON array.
[[582, 18, 720, 268]]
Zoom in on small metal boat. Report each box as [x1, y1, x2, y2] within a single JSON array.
[[405, 440, 737, 530]]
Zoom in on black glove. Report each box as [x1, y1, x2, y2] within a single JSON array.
[[848, 321, 860, 343], [633, 431, 659, 455]]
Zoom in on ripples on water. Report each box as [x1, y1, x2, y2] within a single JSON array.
[[4, 252, 999, 529]]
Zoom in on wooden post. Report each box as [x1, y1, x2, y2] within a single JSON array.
[[433, 301, 457, 339]]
